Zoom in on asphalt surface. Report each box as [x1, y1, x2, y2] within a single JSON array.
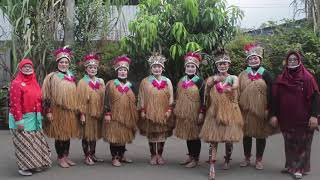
[[0, 130, 319, 180]]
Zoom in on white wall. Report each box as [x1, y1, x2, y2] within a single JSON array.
[[0, 9, 12, 41]]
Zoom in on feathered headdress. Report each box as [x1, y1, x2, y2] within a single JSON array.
[[113, 55, 131, 71], [244, 43, 264, 60], [54, 45, 72, 62], [83, 54, 101, 67], [183, 52, 202, 67], [147, 52, 167, 68]]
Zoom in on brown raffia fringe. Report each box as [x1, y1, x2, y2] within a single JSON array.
[[199, 76, 243, 143], [174, 80, 202, 140], [174, 81, 200, 120], [138, 78, 170, 124], [42, 72, 78, 111], [42, 72, 80, 140], [103, 121, 136, 144], [77, 79, 105, 119], [106, 80, 138, 129], [210, 88, 244, 126], [239, 71, 267, 120], [238, 71, 274, 138], [242, 111, 276, 138], [175, 118, 201, 140], [43, 107, 80, 140], [80, 116, 102, 141]]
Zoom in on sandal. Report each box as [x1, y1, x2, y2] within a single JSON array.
[[293, 172, 302, 179], [208, 164, 215, 180], [240, 158, 250, 167]]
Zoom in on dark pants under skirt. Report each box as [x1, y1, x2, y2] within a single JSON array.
[[55, 139, 70, 159], [283, 129, 314, 174], [82, 139, 97, 157], [186, 139, 201, 161], [243, 136, 266, 161]]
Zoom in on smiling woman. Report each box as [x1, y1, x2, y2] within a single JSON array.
[[9, 59, 51, 176], [42, 46, 79, 168], [270, 51, 320, 180]]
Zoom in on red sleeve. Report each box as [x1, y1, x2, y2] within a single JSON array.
[[10, 82, 23, 121]]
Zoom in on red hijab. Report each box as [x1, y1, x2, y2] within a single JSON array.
[[275, 51, 319, 99], [10, 58, 43, 122], [15, 59, 38, 85]]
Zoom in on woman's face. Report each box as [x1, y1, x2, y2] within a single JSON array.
[[216, 62, 230, 73], [151, 64, 163, 76], [86, 65, 98, 77], [185, 63, 197, 75], [57, 58, 70, 72], [20, 64, 33, 75], [117, 67, 128, 79], [287, 54, 300, 68], [247, 55, 261, 68]]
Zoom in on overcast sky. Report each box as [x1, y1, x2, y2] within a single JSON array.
[[227, 0, 305, 28]]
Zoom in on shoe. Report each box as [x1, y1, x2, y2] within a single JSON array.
[[121, 156, 133, 163], [185, 160, 198, 168], [64, 157, 76, 166], [58, 158, 69, 168], [149, 155, 157, 165], [293, 172, 303, 179], [281, 168, 289, 174], [18, 170, 32, 176], [84, 156, 95, 166], [91, 155, 104, 162], [157, 155, 166, 165], [208, 164, 215, 180], [180, 156, 192, 165], [223, 162, 230, 170], [112, 158, 122, 167], [240, 158, 250, 167], [255, 160, 264, 170]]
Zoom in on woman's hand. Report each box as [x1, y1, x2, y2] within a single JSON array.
[[269, 116, 278, 128], [309, 116, 318, 129], [198, 113, 204, 125], [165, 110, 172, 119], [46, 113, 53, 121], [141, 111, 146, 120], [17, 125, 24, 130], [104, 115, 111, 124], [80, 114, 86, 125]]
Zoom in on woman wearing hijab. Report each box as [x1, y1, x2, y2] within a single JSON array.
[[9, 59, 52, 176], [270, 51, 320, 179]]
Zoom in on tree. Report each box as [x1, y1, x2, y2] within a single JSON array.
[[0, 0, 66, 81], [120, 0, 243, 83], [292, 0, 320, 34], [0, 0, 126, 81]]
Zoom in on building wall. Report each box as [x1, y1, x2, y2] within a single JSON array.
[[0, 42, 11, 87], [107, 5, 138, 41]]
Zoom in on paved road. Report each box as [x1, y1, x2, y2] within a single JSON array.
[[0, 130, 319, 180]]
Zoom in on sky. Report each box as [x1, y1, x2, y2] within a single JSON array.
[[0, 1, 306, 40], [227, 0, 305, 29]]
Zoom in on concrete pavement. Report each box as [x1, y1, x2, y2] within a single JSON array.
[[0, 130, 319, 180]]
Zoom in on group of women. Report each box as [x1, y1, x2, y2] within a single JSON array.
[[9, 44, 319, 180]]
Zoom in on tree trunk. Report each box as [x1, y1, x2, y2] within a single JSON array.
[[64, 0, 75, 45]]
